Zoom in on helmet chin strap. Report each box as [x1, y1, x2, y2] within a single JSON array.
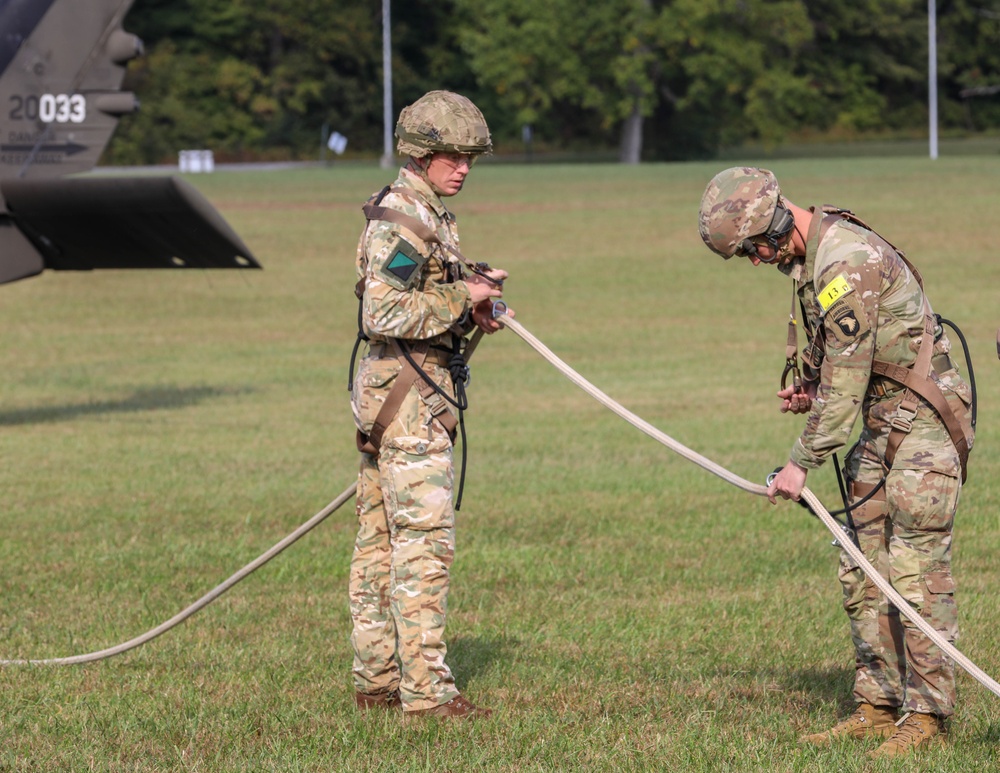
[[775, 223, 805, 266]]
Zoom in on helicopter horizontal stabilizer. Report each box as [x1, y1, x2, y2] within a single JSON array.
[[0, 175, 260, 284]]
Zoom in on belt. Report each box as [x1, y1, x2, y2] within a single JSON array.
[[367, 341, 453, 366], [868, 353, 955, 399]]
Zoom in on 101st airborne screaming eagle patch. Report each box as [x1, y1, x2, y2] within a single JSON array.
[[818, 273, 870, 345]]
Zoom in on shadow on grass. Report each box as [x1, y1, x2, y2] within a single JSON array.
[[780, 664, 855, 711], [448, 634, 519, 687], [706, 663, 854, 715], [0, 385, 251, 426], [774, 666, 854, 706]]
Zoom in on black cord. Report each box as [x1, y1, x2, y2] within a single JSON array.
[[455, 409, 469, 511], [347, 298, 369, 391], [833, 453, 849, 506], [827, 475, 885, 518], [768, 462, 882, 527], [398, 339, 471, 510], [936, 315, 977, 430], [347, 332, 369, 391], [398, 343, 469, 412]]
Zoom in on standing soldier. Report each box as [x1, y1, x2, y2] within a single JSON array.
[[698, 168, 974, 758], [348, 91, 507, 720]]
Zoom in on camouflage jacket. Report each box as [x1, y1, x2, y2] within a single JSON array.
[[356, 165, 474, 346], [787, 209, 972, 477]]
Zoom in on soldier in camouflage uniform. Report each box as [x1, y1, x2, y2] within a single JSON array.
[[699, 168, 974, 758], [349, 91, 507, 720]]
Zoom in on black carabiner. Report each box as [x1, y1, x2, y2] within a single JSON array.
[[781, 357, 803, 393]]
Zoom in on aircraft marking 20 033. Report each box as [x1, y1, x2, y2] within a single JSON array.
[[0, 0, 260, 285]]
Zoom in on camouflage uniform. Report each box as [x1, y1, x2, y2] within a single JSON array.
[[789, 213, 973, 717], [349, 165, 476, 712]]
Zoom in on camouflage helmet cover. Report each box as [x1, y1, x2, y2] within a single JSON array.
[[698, 167, 782, 258], [395, 90, 492, 158]]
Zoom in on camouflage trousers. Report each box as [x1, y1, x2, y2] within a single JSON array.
[[840, 463, 960, 717], [349, 354, 460, 711]]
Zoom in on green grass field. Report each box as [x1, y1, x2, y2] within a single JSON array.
[[2, 156, 1000, 771]]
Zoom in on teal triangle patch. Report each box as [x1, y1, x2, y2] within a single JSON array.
[[386, 250, 418, 282]]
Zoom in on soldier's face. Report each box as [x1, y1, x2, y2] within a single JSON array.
[[742, 232, 794, 267], [425, 152, 475, 196]]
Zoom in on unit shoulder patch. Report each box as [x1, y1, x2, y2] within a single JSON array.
[[376, 236, 427, 290], [817, 273, 854, 313], [825, 291, 870, 345]]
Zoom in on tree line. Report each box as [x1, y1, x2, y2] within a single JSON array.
[[106, 0, 1000, 165]]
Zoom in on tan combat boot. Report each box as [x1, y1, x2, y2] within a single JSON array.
[[868, 712, 946, 758], [799, 703, 898, 745]]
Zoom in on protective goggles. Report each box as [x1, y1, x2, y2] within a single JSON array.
[[735, 201, 795, 261]]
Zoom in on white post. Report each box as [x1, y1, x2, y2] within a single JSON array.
[[929, 0, 938, 160], [380, 0, 394, 169]]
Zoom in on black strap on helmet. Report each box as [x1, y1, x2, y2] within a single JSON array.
[[738, 201, 795, 258]]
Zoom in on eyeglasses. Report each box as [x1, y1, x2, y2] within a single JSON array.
[[435, 152, 477, 170]]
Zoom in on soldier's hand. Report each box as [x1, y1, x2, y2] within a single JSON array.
[[777, 381, 816, 414], [471, 299, 514, 333], [767, 460, 808, 504], [466, 268, 507, 304]]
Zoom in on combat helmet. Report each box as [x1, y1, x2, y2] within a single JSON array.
[[396, 90, 492, 158], [698, 167, 794, 259]]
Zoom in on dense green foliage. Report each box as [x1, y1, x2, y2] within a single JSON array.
[[106, 0, 1000, 163]]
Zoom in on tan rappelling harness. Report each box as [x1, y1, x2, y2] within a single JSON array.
[[783, 206, 975, 490], [348, 185, 501, 508]]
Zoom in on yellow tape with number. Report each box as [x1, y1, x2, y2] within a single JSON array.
[[817, 274, 853, 312]]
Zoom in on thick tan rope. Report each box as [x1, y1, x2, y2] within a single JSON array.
[[3, 328, 489, 666], [496, 309, 1000, 701], [0, 483, 358, 666], [6, 310, 998, 699]]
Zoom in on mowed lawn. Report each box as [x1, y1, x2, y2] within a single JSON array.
[[2, 156, 1000, 771]]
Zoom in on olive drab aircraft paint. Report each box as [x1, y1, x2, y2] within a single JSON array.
[[0, 0, 260, 285]]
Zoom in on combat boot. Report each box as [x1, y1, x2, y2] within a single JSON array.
[[799, 703, 898, 745], [403, 694, 492, 723], [868, 712, 946, 758], [355, 689, 401, 711]]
